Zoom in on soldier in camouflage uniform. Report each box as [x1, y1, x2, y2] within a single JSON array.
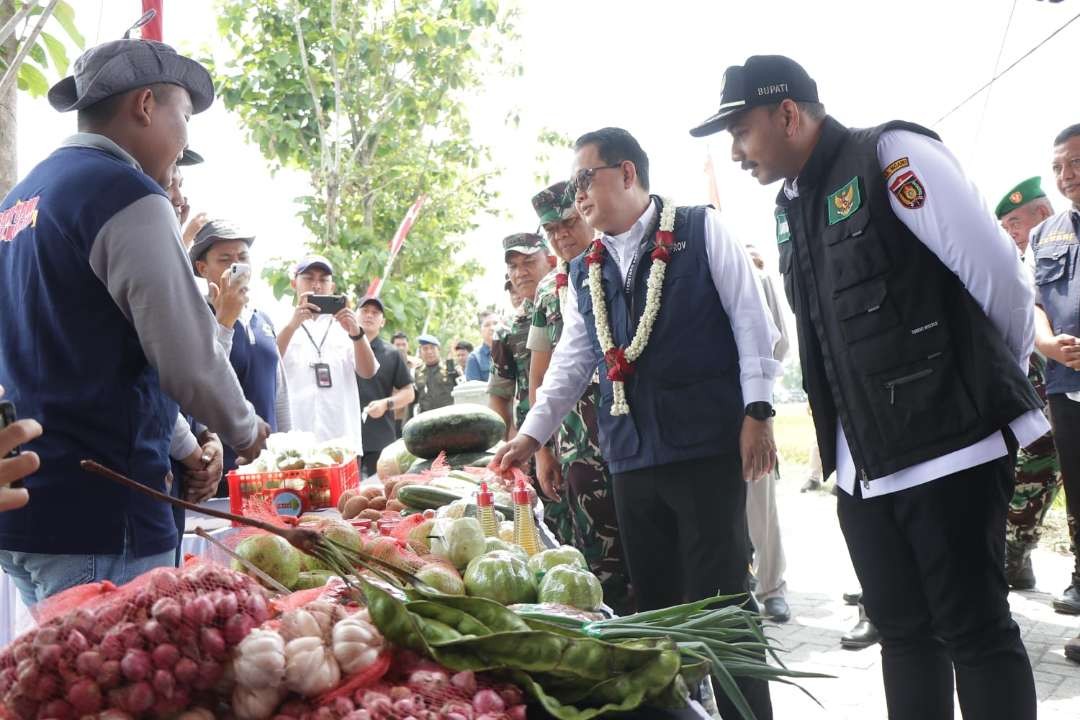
[[995, 179, 1063, 590], [414, 334, 459, 413], [526, 182, 634, 615]]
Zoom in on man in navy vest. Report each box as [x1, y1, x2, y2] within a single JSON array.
[[0, 39, 270, 605], [495, 127, 781, 720], [694, 54, 1046, 718], [1031, 124, 1080, 663]]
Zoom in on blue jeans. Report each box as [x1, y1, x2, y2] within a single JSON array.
[[0, 543, 175, 608]]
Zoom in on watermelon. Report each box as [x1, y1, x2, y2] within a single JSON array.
[[402, 404, 505, 459]]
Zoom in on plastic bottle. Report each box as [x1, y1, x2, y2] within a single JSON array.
[[512, 478, 541, 556], [476, 482, 499, 538]]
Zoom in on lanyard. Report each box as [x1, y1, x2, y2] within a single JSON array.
[[300, 318, 333, 359], [622, 207, 661, 295]]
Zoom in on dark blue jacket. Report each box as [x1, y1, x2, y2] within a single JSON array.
[[1031, 208, 1080, 395], [570, 200, 743, 474], [0, 144, 179, 556]]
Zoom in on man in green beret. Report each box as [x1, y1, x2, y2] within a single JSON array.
[[993, 178, 1063, 590], [527, 182, 634, 614], [996, 176, 1054, 261]]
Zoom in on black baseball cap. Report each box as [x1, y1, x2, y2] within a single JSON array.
[[689, 55, 819, 137], [359, 295, 385, 314]]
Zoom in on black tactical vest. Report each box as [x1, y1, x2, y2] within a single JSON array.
[[777, 117, 1041, 482]]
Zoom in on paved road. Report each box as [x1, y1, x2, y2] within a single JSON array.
[[760, 469, 1080, 718]]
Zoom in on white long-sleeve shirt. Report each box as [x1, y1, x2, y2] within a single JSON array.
[[519, 198, 782, 446], [788, 130, 1049, 498]]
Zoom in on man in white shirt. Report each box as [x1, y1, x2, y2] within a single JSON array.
[[277, 255, 378, 455], [694, 55, 1045, 719], [495, 127, 780, 720]]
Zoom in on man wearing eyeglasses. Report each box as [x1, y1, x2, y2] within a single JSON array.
[[526, 181, 634, 616], [1031, 124, 1080, 664], [495, 128, 780, 720]]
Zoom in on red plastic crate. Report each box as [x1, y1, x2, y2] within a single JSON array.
[[226, 458, 360, 520]]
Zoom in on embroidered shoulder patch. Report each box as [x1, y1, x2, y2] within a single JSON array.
[[827, 177, 861, 225], [882, 157, 909, 180], [775, 209, 791, 244], [889, 170, 926, 209]]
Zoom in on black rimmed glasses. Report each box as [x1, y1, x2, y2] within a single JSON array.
[[569, 163, 623, 194]]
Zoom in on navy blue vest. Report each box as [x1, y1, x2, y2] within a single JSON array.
[[0, 143, 179, 556], [1030, 209, 1080, 395], [570, 200, 743, 474], [221, 310, 280, 475]]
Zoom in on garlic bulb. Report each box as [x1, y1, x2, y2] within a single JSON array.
[[332, 615, 383, 674], [232, 684, 286, 720], [279, 609, 322, 642], [285, 636, 341, 696], [233, 629, 287, 689]]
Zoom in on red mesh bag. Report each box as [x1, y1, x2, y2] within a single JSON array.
[[279, 649, 527, 720], [0, 559, 273, 719]]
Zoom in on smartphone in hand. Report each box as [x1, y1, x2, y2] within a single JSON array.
[[309, 294, 347, 314], [228, 262, 252, 289], [0, 401, 23, 489]]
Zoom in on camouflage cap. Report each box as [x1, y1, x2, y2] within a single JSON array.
[[995, 176, 1047, 219], [531, 181, 575, 225], [502, 232, 547, 262]]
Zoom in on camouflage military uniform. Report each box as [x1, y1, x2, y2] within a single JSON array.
[[415, 361, 459, 414], [529, 267, 634, 615], [488, 299, 535, 428], [1007, 354, 1062, 553]]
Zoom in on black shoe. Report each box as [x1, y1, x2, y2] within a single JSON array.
[[841, 605, 881, 650], [842, 591, 862, 606], [763, 597, 791, 624], [1053, 585, 1080, 615], [800, 478, 821, 493], [1005, 546, 1036, 590], [1066, 635, 1080, 664]]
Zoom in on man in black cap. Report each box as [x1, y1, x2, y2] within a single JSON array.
[[691, 55, 1046, 718], [0, 39, 269, 603], [415, 334, 459, 414], [355, 296, 415, 477]]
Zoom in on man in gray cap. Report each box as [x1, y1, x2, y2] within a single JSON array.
[[0, 39, 268, 604], [190, 220, 292, 483]]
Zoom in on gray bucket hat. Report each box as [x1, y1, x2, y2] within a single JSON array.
[[188, 219, 255, 270], [48, 39, 214, 114]]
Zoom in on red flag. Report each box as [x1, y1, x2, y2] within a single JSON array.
[[370, 195, 426, 298], [141, 1, 163, 41]]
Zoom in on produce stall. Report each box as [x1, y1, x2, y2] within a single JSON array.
[[0, 406, 819, 719]]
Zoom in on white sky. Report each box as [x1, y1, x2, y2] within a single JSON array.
[[14, 0, 1080, 336]]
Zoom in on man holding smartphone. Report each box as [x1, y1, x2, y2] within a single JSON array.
[[277, 255, 379, 454], [189, 220, 293, 486]]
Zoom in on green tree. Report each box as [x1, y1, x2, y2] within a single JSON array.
[[210, 0, 516, 342], [0, 0, 83, 196]]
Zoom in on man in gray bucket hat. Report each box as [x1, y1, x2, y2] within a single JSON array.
[[0, 39, 270, 604]]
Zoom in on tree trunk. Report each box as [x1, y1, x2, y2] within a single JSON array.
[[0, 0, 18, 199]]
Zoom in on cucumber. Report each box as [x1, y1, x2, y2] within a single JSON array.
[[402, 404, 505, 460], [396, 484, 514, 517]]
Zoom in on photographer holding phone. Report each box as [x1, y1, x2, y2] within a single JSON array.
[[278, 255, 378, 454], [189, 220, 293, 487]]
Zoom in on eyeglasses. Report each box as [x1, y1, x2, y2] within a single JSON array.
[[569, 163, 623, 194]]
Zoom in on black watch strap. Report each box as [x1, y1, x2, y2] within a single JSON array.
[[745, 402, 775, 421], [349, 332, 365, 341]]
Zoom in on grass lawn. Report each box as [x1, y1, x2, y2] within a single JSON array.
[[774, 402, 814, 466]]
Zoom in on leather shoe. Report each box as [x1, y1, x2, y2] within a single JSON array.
[[800, 477, 821, 493], [1053, 584, 1080, 615], [1066, 634, 1080, 664], [1005, 545, 1036, 590], [842, 591, 862, 606], [841, 605, 881, 650], [762, 596, 790, 623]]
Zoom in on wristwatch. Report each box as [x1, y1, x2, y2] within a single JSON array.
[[744, 402, 775, 421], [386, 397, 395, 411]]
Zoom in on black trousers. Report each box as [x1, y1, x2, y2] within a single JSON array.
[[612, 453, 772, 720], [838, 455, 1035, 720], [360, 452, 379, 479], [1047, 394, 1080, 585]]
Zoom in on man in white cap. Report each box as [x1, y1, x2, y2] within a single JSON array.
[[0, 38, 270, 603]]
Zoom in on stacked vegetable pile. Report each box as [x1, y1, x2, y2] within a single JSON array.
[[0, 563, 271, 719]]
